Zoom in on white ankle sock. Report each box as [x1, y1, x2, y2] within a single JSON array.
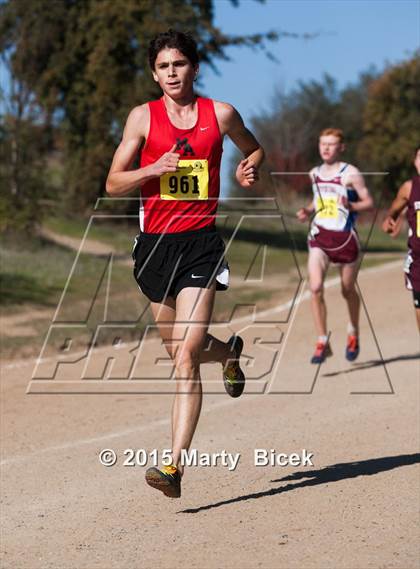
[[347, 323, 358, 336]]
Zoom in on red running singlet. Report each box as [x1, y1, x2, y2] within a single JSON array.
[[139, 97, 223, 233]]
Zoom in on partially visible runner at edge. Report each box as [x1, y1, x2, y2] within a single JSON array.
[[382, 146, 420, 331], [106, 30, 265, 498], [296, 128, 374, 364]]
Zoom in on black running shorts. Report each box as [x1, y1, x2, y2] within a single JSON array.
[[132, 225, 229, 303]]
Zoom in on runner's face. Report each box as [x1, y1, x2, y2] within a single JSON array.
[[414, 149, 420, 175], [319, 135, 344, 164], [152, 48, 197, 98]]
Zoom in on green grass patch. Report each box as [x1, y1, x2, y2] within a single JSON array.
[[44, 215, 136, 253], [356, 223, 406, 252], [1, 235, 131, 312], [1, 207, 406, 360], [219, 214, 406, 254], [357, 254, 403, 271], [0, 273, 60, 306], [46, 211, 407, 258]]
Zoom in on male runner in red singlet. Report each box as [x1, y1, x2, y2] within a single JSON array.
[[106, 30, 264, 497], [382, 146, 420, 331], [296, 128, 374, 364]]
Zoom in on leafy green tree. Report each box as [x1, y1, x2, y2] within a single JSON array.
[[229, 71, 376, 201], [359, 54, 420, 196], [1, 0, 294, 217], [0, 52, 51, 232]]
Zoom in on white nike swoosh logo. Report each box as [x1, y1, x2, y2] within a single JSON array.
[[200, 127, 209, 131], [191, 274, 205, 278]]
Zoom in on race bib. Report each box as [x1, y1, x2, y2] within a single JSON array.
[[160, 159, 209, 200], [315, 196, 339, 219], [417, 211, 420, 237]]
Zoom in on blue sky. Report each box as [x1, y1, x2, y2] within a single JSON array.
[[202, 0, 420, 192]]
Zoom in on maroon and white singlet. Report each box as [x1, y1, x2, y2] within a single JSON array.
[[404, 175, 420, 295], [308, 163, 360, 264], [139, 97, 223, 234]]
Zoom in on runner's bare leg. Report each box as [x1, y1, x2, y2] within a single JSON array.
[[151, 297, 233, 365], [308, 248, 329, 337], [171, 285, 217, 474], [340, 262, 361, 334]]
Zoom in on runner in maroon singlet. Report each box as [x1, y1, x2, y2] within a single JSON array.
[[382, 146, 420, 331], [106, 30, 265, 497], [297, 128, 374, 364]]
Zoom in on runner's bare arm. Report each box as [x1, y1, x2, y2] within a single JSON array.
[[382, 180, 411, 235], [296, 169, 316, 222], [343, 166, 374, 212], [214, 101, 264, 188], [106, 105, 179, 196]]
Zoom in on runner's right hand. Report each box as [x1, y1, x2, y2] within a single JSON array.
[[151, 144, 180, 177], [381, 215, 401, 237], [296, 208, 310, 222]]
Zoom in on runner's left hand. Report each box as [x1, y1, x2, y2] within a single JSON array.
[[236, 158, 259, 187], [339, 195, 349, 209]]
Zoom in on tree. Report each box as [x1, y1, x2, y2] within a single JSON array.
[[229, 71, 377, 201], [0, 48, 51, 232], [359, 54, 420, 196], [0, 0, 300, 218]]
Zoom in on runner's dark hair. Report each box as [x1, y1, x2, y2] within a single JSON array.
[[148, 29, 199, 70]]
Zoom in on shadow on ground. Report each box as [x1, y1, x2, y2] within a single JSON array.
[[179, 453, 420, 514], [323, 352, 420, 378]]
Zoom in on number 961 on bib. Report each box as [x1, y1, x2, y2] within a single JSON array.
[[160, 159, 209, 200]]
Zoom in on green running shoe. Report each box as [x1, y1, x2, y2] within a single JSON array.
[[223, 335, 245, 398], [145, 464, 181, 498]]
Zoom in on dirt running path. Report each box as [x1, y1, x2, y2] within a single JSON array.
[[1, 262, 419, 569], [39, 227, 117, 256]]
